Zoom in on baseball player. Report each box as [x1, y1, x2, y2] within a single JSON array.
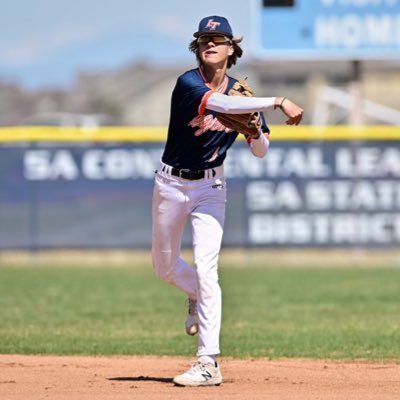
[[151, 15, 303, 387]]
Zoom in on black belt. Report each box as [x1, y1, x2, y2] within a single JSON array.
[[164, 166, 216, 180]]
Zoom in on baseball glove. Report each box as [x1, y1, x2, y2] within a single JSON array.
[[216, 79, 261, 139]]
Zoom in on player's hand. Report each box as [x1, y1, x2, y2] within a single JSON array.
[[248, 112, 261, 130], [276, 97, 304, 126]]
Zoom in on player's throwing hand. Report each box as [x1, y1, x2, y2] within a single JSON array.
[[275, 97, 304, 126]]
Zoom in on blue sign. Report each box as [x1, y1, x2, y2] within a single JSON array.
[[2, 140, 400, 249], [251, 0, 400, 60]]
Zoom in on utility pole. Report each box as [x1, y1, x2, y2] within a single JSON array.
[[348, 60, 364, 126]]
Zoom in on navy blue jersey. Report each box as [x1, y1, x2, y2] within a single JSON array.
[[161, 68, 269, 170]]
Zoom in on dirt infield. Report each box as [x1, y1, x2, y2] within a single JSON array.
[[1, 355, 399, 400]]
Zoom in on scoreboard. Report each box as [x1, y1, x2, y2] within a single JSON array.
[[251, 0, 400, 60]]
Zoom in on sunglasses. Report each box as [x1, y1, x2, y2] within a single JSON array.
[[197, 35, 232, 45]]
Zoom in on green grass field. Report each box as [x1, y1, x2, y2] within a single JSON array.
[[1, 263, 400, 360]]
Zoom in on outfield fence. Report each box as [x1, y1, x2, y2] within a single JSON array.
[[1, 126, 399, 250]]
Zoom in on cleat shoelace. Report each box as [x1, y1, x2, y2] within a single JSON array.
[[191, 361, 207, 373]]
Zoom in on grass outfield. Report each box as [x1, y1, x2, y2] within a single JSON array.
[[0, 263, 399, 359]]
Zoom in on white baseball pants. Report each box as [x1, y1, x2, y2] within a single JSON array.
[[151, 162, 226, 356]]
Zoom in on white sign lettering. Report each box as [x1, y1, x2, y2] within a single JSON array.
[[225, 147, 331, 178], [249, 213, 398, 244], [24, 149, 160, 181], [316, 14, 400, 48], [24, 150, 79, 180], [336, 147, 400, 177]]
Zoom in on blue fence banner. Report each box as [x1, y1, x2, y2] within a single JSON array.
[[1, 126, 400, 249]]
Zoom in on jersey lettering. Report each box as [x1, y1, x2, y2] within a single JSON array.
[[189, 114, 233, 136]]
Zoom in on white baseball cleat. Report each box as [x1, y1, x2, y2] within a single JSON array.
[[185, 298, 198, 336], [173, 361, 223, 387]]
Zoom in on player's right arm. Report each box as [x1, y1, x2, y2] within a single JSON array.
[[206, 93, 304, 126]]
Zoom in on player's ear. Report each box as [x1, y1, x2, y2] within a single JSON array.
[[228, 46, 234, 56]]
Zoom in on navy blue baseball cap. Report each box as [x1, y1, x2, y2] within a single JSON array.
[[193, 16, 233, 38]]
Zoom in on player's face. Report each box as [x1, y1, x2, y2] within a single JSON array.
[[197, 35, 233, 67]]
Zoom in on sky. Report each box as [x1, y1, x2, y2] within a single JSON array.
[[2, 1, 399, 89], [0, 0, 254, 89]]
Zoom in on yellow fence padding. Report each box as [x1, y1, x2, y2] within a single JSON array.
[[0, 125, 399, 142]]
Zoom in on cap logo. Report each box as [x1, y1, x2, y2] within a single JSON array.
[[205, 19, 221, 31]]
